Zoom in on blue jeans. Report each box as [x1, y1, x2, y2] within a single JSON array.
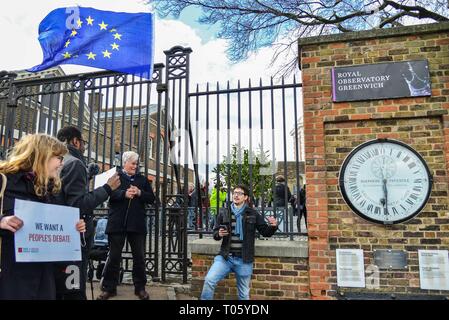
[[200, 255, 253, 300], [187, 208, 195, 229]]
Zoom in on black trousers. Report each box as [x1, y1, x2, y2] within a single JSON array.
[[101, 232, 147, 293], [55, 222, 94, 300], [56, 222, 94, 300]]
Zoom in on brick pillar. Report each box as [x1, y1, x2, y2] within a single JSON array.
[[300, 22, 449, 299]]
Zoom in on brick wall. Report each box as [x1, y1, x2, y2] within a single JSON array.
[[299, 22, 449, 299], [191, 254, 310, 300]]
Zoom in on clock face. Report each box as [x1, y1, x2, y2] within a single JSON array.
[[339, 139, 433, 224]]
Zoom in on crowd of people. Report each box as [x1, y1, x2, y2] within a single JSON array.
[[0, 127, 153, 300], [0, 127, 305, 300]]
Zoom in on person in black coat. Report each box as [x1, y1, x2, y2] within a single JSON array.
[[273, 175, 292, 208], [97, 151, 155, 300], [55, 126, 121, 300], [0, 134, 86, 300]]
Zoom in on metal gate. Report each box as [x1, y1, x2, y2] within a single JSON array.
[[0, 46, 305, 285], [0, 46, 195, 284]]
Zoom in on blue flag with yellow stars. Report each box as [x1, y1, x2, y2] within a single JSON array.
[[28, 7, 154, 79]]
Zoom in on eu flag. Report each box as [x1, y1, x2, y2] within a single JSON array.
[[28, 7, 155, 79]]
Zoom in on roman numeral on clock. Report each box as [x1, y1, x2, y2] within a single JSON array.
[[410, 193, 419, 201]]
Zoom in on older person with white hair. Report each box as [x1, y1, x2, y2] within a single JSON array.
[[97, 151, 155, 300]]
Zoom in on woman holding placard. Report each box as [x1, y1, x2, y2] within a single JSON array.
[[0, 134, 86, 300]]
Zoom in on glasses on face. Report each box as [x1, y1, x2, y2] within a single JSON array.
[[233, 191, 246, 196], [79, 138, 88, 148]]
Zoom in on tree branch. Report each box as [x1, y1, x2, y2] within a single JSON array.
[[384, 0, 449, 21], [379, 10, 419, 28]]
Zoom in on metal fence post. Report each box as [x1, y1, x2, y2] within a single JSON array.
[[162, 46, 193, 284], [2, 72, 18, 155]]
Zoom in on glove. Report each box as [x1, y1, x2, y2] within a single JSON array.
[[87, 163, 100, 180]]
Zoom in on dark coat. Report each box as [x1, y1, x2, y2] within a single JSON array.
[[106, 170, 155, 234], [213, 206, 278, 263], [57, 145, 112, 228], [53, 145, 112, 298], [273, 182, 292, 208], [0, 172, 56, 300], [190, 186, 209, 208]]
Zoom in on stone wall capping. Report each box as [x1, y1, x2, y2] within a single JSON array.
[[189, 238, 309, 258]]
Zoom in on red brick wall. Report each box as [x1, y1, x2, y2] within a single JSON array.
[[191, 254, 310, 300], [300, 22, 449, 299]]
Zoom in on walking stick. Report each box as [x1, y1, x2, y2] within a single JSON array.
[[123, 198, 132, 228], [90, 263, 95, 300]]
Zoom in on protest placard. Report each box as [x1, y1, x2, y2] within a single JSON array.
[[14, 199, 82, 262]]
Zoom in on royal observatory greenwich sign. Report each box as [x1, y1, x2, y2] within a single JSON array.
[[331, 60, 431, 102]]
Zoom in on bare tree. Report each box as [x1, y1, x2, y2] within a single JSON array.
[[149, 1, 449, 75]]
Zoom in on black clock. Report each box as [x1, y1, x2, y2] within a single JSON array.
[[339, 138, 433, 225]]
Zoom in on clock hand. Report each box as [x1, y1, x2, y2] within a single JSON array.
[[380, 157, 389, 215], [382, 178, 389, 215]]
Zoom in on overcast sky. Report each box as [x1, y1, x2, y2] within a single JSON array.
[[0, 0, 299, 87]]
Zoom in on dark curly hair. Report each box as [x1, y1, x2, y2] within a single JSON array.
[[56, 126, 82, 143]]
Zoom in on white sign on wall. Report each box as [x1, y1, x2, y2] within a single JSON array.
[[336, 249, 365, 288], [418, 250, 449, 291]]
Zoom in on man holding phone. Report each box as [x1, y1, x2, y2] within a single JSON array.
[[201, 185, 278, 300]]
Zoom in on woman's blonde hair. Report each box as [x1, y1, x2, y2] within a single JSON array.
[[0, 134, 68, 197]]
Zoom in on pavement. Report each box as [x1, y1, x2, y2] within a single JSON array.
[[88, 280, 197, 300]]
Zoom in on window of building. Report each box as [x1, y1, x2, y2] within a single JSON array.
[[148, 138, 154, 159], [160, 138, 165, 163]]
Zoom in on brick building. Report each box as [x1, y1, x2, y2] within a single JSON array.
[[301, 22, 449, 299]]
